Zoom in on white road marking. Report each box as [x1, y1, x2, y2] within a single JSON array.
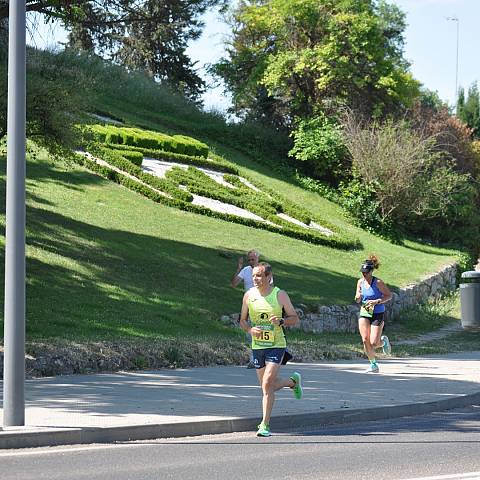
[[0, 442, 143, 457], [401, 472, 480, 480]]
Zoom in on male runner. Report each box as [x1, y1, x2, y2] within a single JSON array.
[[239, 262, 302, 437]]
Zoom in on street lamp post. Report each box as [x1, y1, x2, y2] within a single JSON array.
[[3, 0, 27, 427], [446, 16, 459, 111]]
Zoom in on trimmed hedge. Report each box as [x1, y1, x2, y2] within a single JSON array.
[[109, 148, 143, 166], [104, 143, 238, 174], [88, 124, 209, 158]]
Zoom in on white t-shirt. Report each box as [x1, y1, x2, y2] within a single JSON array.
[[237, 266, 254, 291], [237, 266, 274, 291]]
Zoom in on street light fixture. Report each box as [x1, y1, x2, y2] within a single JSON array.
[[446, 16, 459, 112]]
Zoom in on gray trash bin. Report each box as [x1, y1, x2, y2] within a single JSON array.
[[460, 271, 480, 331]]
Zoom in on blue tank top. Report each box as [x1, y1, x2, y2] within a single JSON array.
[[361, 277, 385, 313]]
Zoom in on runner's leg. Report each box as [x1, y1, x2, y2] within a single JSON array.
[[359, 318, 375, 360], [259, 362, 281, 425], [273, 376, 294, 391], [370, 323, 384, 350]]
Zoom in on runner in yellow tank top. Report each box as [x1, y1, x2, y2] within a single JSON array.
[[248, 285, 286, 350], [239, 262, 303, 437]]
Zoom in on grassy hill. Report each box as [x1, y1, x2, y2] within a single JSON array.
[[0, 50, 462, 357]]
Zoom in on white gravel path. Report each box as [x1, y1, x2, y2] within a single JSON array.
[[142, 158, 237, 189]]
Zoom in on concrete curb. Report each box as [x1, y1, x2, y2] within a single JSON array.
[[1, 390, 480, 449]]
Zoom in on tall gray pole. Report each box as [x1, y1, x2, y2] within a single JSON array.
[[447, 16, 459, 110], [3, 0, 26, 427], [454, 19, 459, 106]]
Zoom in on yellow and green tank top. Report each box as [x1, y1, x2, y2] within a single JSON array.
[[247, 286, 286, 350]]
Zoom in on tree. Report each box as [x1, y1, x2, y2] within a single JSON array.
[[0, 0, 226, 102], [409, 97, 477, 177], [288, 114, 347, 182], [457, 82, 480, 139], [212, 0, 419, 127], [457, 86, 465, 118]]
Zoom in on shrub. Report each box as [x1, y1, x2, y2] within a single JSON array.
[[88, 144, 192, 202], [105, 143, 238, 173], [342, 116, 438, 225], [339, 178, 393, 236], [471, 140, 480, 179], [341, 113, 479, 244], [289, 114, 347, 182]]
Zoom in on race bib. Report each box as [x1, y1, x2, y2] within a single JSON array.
[[253, 325, 275, 347], [360, 304, 374, 318]]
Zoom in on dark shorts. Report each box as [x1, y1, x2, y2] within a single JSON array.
[[359, 312, 384, 326], [252, 348, 286, 369]]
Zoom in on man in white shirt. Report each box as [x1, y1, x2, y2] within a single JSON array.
[[231, 250, 259, 290], [231, 250, 259, 368]]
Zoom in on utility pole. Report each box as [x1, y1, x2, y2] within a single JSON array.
[[446, 16, 459, 112], [3, 0, 27, 427]]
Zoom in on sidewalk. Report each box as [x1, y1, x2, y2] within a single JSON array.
[[0, 351, 479, 449]]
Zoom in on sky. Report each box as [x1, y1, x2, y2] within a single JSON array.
[[28, 0, 480, 112]]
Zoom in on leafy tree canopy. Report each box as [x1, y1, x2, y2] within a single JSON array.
[[457, 82, 480, 139], [212, 0, 420, 127], [0, 0, 226, 102]]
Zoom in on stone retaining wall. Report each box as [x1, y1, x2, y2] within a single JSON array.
[[221, 263, 458, 333]]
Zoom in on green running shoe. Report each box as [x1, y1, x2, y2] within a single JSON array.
[[256, 422, 271, 437], [365, 362, 379, 373], [381, 335, 392, 356], [290, 371, 303, 400]]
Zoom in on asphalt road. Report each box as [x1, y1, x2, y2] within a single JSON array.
[[2, 406, 480, 480]]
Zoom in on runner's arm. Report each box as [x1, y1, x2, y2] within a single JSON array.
[[374, 279, 392, 305], [231, 262, 244, 288], [273, 290, 299, 327], [239, 292, 262, 338], [239, 291, 251, 333], [355, 278, 362, 303]]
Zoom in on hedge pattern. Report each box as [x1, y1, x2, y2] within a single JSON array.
[[109, 148, 143, 166], [74, 152, 359, 249], [88, 144, 192, 202], [76, 148, 359, 249], [78, 123, 360, 249]]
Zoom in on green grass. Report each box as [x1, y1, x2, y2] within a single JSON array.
[[0, 140, 459, 345], [0, 51, 463, 349], [98, 99, 457, 288]]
